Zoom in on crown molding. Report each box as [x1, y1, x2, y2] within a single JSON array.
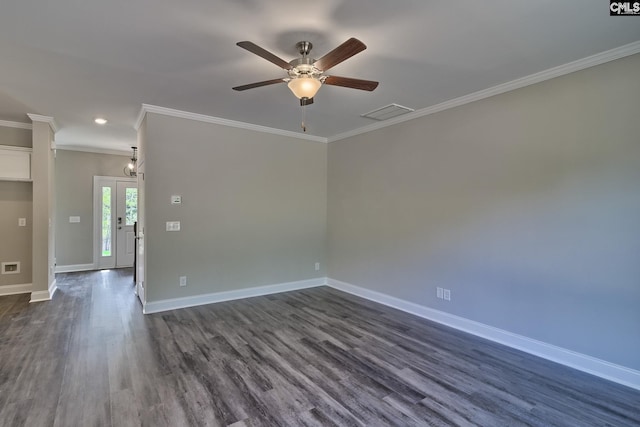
[[26, 114, 58, 133], [328, 40, 640, 143], [55, 144, 131, 156], [0, 119, 32, 130], [136, 104, 328, 143]]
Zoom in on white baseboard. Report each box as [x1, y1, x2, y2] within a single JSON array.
[[327, 278, 640, 391], [143, 277, 325, 314], [55, 263, 95, 273], [0, 283, 32, 296], [30, 279, 57, 303]]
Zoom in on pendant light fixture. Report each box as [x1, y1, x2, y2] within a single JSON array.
[[124, 147, 137, 177]]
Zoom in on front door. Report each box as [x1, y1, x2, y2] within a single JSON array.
[[116, 181, 137, 267], [94, 176, 137, 269]]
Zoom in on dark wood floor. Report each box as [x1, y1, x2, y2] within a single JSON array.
[[0, 270, 638, 426]]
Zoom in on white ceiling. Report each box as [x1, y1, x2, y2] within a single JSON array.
[[1, 0, 639, 153]]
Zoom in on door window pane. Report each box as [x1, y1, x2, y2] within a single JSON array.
[[125, 188, 137, 226], [102, 187, 111, 257]]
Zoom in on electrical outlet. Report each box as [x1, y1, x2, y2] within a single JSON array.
[[315, 262, 320, 271], [179, 276, 187, 287], [436, 287, 443, 299], [443, 289, 451, 301], [18, 218, 26, 227]]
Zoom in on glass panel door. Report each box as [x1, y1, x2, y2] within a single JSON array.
[[125, 187, 137, 226], [101, 186, 112, 257], [116, 181, 137, 267], [94, 177, 136, 270]]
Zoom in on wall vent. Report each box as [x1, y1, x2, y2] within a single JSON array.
[[1, 262, 20, 275], [361, 103, 415, 121]]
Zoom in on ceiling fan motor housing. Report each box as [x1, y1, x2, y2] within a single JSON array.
[[289, 41, 325, 80], [288, 57, 323, 80]]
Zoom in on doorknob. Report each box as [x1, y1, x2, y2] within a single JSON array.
[[117, 217, 122, 224]]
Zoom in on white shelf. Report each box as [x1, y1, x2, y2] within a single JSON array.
[[0, 145, 32, 181]]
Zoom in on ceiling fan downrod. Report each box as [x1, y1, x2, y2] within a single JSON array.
[[296, 41, 313, 57]]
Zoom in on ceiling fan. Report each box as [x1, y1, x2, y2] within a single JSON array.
[[233, 38, 379, 106]]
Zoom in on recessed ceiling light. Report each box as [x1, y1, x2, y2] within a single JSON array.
[[94, 117, 107, 125]]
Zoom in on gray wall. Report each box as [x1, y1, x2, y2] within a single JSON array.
[[55, 150, 130, 266], [327, 53, 640, 370], [0, 126, 32, 287], [0, 181, 32, 286], [0, 126, 31, 148], [143, 113, 327, 302]]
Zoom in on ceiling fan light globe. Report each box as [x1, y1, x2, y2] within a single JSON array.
[[287, 76, 321, 99]]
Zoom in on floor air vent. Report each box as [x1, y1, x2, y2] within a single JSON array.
[[361, 103, 415, 121]]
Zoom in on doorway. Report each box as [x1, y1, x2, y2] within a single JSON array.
[[93, 176, 137, 269]]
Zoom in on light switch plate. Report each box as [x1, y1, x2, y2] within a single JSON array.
[[18, 218, 26, 227], [171, 195, 182, 205], [69, 216, 80, 223], [166, 221, 181, 231]]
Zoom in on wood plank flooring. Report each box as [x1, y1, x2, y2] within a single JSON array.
[[0, 269, 638, 426]]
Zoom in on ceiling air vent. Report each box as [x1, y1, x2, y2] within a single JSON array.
[[361, 103, 415, 121]]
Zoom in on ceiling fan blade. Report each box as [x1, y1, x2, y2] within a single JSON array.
[[232, 78, 285, 91], [314, 38, 367, 72], [324, 76, 379, 91], [236, 41, 293, 70]]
